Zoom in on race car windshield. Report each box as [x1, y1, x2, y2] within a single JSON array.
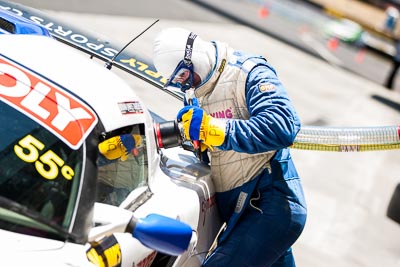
[[0, 102, 83, 240], [96, 123, 148, 207]]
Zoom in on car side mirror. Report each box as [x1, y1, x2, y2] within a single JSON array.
[[128, 213, 193, 255], [89, 203, 192, 256]]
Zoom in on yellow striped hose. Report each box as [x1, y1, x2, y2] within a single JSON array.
[[291, 125, 400, 152]]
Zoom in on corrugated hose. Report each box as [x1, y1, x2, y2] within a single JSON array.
[[291, 125, 400, 152]]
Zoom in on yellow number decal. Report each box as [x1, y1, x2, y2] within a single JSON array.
[[14, 135, 74, 181], [61, 165, 74, 180], [14, 134, 45, 162], [35, 150, 64, 180]]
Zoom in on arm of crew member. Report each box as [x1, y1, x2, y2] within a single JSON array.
[[218, 65, 301, 153]]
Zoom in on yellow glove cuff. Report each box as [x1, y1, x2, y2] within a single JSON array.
[[203, 116, 226, 147], [98, 134, 142, 161], [98, 136, 125, 161], [133, 134, 142, 147]]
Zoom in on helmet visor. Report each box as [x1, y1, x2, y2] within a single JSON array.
[[165, 60, 194, 92]]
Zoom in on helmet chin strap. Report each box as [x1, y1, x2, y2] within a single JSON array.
[[183, 32, 197, 66]]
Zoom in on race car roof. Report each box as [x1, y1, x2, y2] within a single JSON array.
[[0, 34, 147, 133]]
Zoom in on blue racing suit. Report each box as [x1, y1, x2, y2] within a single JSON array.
[[193, 41, 307, 267]]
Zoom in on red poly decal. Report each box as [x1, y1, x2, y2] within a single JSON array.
[[0, 56, 97, 149], [136, 251, 157, 267]]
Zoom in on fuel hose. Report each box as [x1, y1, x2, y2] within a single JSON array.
[[291, 125, 400, 152]]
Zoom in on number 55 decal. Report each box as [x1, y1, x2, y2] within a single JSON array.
[[14, 135, 74, 180]]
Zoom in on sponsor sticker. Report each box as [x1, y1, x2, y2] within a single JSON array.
[[118, 101, 143, 115], [235, 191, 248, 213], [0, 56, 98, 149], [218, 59, 226, 73], [259, 83, 275, 92]]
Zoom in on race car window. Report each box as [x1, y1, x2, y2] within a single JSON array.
[[96, 123, 148, 206], [0, 101, 83, 239]]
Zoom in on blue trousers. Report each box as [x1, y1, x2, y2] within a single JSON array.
[[202, 178, 307, 267]]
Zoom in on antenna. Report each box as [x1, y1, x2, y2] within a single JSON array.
[[105, 19, 159, 70]]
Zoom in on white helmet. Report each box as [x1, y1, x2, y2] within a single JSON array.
[[153, 27, 215, 88]]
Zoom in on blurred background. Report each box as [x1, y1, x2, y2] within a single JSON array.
[[8, 0, 400, 266]]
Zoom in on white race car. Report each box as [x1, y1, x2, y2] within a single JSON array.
[[0, 1, 221, 266]]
